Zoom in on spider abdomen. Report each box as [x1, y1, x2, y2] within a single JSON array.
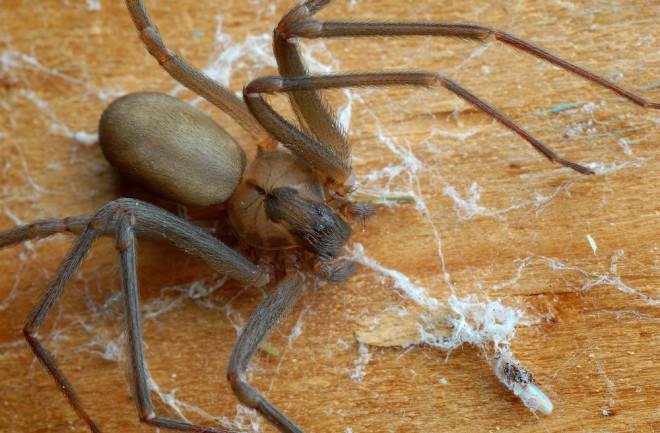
[[99, 92, 246, 206]]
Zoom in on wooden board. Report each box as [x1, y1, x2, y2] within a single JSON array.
[[0, 1, 658, 432]]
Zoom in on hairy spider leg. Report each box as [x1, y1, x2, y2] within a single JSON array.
[[244, 72, 598, 174], [123, 0, 272, 147], [269, 0, 659, 176], [11, 199, 267, 433], [227, 273, 305, 433]]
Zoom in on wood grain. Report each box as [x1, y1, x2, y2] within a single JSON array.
[[1, 1, 658, 432]]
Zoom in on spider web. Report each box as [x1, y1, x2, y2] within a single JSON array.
[[0, 1, 658, 432]]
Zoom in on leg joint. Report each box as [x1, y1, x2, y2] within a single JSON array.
[[228, 373, 262, 410]]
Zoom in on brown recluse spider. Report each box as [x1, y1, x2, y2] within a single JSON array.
[[1, 0, 658, 432]]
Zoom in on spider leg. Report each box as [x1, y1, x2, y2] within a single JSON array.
[[283, 16, 660, 110], [273, 1, 351, 173], [113, 212, 238, 433], [123, 0, 272, 147], [266, 2, 658, 180], [18, 199, 267, 432], [244, 72, 596, 175], [22, 211, 106, 432], [242, 84, 353, 188], [0, 216, 227, 249], [0, 216, 94, 248], [3, 200, 266, 286], [227, 273, 306, 433]]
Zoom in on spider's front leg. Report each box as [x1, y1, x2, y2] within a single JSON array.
[[13, 199, 267, 433], [267, 0, 659, 179], [244, 69, 657, 178]]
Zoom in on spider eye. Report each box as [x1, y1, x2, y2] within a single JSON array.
[[253, 185, 266, 195]]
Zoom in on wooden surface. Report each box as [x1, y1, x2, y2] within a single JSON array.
[[1, 1, 658, 432]]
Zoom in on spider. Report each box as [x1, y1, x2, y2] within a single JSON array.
[[1, 0, 658, 432]]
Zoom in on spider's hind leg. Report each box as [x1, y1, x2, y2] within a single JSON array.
[[17, 198, 267, 433], [112, 208, 239, 433], [0, 216, 93, 248]]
